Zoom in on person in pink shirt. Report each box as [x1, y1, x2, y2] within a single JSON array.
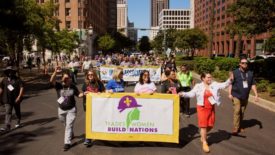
[[134, 70, 157, 95]]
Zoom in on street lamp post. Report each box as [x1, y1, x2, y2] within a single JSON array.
[[88, 25, 93, 58], [162, 29, 167, 55]]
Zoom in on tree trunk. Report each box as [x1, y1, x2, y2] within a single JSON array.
[[42, 49, 47, 75], [16, 36, 24, 77], [235, 33, 242, 58], [191, 49, 195, 58]]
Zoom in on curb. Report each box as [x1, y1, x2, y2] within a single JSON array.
[[191, 71, 275, 113]]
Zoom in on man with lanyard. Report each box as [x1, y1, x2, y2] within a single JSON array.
[[0, 66, 24, 131], [229, 57, 258, 135]]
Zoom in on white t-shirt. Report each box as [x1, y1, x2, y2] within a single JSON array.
[[82, 60, 92, 70], [134, 82, 157, 93]]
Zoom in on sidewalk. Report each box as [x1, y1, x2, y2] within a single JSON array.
[[191, 71, 275, 113]]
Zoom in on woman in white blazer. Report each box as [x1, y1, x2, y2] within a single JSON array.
[[179, 72, 232, 153]]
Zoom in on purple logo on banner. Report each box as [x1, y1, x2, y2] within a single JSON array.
[[118, 96, 142, 112]]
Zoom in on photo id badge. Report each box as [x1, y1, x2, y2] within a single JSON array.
[[7, 85, 14, 91], [57, 96, 65, 104], [243, 81, 248, 88]]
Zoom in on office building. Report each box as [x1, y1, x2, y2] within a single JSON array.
[[159, 9, 192, 30], [117, 0, 128, 36], [194, 0, 270, 57]]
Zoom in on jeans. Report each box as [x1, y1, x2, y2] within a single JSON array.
[[58, 107, 76, 144], [5, 103, 21, 128]]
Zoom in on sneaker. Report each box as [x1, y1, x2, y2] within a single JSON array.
[[0, 125, 11, 132], [84, 139, 92, 147], [63, 144, 71, 151], [15, 124, 21, 128]]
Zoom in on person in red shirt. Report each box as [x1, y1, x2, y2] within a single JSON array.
[[81, 69, 105, 147]]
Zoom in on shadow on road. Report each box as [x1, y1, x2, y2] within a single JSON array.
[[22, 117, 57, 126], [0, 126, 55, 155], [242, 119, 263, 129], [179, 124, 199, 147], [0, 117, 57, 154], [208, 130, 231, 146], [87, 124, 199, 148]]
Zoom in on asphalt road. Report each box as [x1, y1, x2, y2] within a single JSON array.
[[0, 74, 275, 155]]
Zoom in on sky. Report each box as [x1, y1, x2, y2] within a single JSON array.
[[128, 0, 191, 39]]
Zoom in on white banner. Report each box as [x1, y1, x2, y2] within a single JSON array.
[[100, 67, 161, 82], [86, 93, 179, 143], [92, 97, 173, 134]]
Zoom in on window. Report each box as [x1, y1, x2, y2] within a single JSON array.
[[78, 21, 83, 28], [54, 8, 59, 16], [78, 8, 82, 16], [65, 8, 71, 16], [66, 21, 71, 29]]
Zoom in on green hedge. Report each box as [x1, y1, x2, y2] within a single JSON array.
[[214, 57, 239, 71], [194, 57, 215, 74], [212, 70, 229, 81], [257, 80, 269, 92]]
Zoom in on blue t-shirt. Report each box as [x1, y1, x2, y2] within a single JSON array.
[[106, 79, 125, 92]]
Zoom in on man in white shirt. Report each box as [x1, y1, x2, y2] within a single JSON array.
[[82, 57, 92, 73]]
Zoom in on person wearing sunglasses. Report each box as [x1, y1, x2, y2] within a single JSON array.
[[229, 57, 258, 135], [81, 69, 105, 146], [106, 67, 125, 93], [50, 66, 84, 151], [134, 70, 157, 95]]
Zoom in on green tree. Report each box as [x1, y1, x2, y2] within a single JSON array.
[[138, 36, 151, 52], [112, 32, 135, 51], [174, 28, 208, 58], [263, 29, 275, 53], [98, 34, 115, 52], [226, 0, 275, 57], [151, 29, 177, 52]]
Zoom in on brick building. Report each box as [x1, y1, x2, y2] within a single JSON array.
[[36, 0, 109, 35], [194, 0, 270, 57]]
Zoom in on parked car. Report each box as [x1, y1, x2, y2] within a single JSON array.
[[249, 55, 275, 63]]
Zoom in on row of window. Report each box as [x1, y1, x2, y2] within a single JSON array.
[[161, 17, 190, 20], [162, 25, 190, 29], [162, 11, 190, 16], [161, 21, 190, 24], [37, 0, 83, 4], [65, 21, 84, 29]]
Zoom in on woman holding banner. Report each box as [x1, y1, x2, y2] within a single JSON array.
[[179, 72, 232, 153], [161, 70, 182, 94], [106, 67, 125, 93], [134, 70, 157, 94], [81, 69, 105, 146]]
